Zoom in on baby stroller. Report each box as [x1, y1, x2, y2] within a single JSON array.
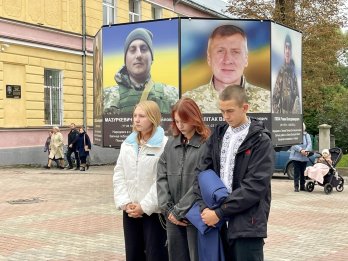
[[305, 147, 344, 194]]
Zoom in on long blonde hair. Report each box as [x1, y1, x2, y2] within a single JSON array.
[[132, 100, 161, 143]]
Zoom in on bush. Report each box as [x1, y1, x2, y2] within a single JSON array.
[[337, 154, 348, 168]]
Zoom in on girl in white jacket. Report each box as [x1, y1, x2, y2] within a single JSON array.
[[113, 100, 168, 261]]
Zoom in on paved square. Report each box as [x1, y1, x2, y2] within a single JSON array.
[[0, 166, 347, 260]]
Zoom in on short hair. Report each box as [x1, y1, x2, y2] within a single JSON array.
[[53, 126, 60, 132], [208, 24, 248, 54], [219, 85, 248, 107], [133, 100, 161, 141], [170, 98, 211, 141]]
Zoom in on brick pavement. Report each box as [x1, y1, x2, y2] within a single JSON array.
[[0, 166, 347, 261]]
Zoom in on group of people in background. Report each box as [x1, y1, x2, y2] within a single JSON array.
[[44, 124, 91, 171], [113, 85, 274, 261]]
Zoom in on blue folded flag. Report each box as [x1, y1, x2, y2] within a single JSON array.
[[186, 169, 228, 235], [198, 170, 228, 209]]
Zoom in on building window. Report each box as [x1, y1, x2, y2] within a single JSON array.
[[44, 69, 63, 126], [129, 0, 140, 22], [152, 5, 162, 19], [103, 0, 115, 25]]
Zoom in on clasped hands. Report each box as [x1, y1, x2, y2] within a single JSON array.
[[125, 203, 144, 218], [201, 208, 220, 227], [168, 213, 188, 226]]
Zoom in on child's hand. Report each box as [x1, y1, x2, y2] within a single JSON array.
[[168, 213, 187, 226], [201, 208, 220, 227]]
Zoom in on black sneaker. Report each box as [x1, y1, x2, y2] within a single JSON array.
[[294, 188, 299, 192], [66, 166, 73, 170], [300, 187, 306, 191], [44, 165, 50, 169]]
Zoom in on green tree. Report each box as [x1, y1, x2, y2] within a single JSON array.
[[226, 0, 348, 152]]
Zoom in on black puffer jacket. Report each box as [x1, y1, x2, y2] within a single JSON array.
[[157, 132, 206, 220], [194, 118, 274, 240]]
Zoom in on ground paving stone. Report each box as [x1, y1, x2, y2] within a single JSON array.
[[0, 166, 347, 260]]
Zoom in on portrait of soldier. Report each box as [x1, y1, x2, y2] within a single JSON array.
[[184, 24, 270, 113], [103, 27, 178, 114], [272, 34, 300, 114]]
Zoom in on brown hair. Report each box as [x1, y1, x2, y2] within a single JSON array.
[[219, 85, 248, 107], [170, 98, 210, 142]]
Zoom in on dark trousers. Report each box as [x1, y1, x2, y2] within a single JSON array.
[[123, 211, 168, 261], [166, 218, 198, 261], [66, 148, 79, 168], [225, 237, 264, 261], [80, 155, 87, 165], [293, 160, 307, 189]]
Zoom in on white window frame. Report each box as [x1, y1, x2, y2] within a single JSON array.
[[151, 4, 162, 20], [129, 0, 141, 22], [103, 0, 116, 25], [44, 69, 63, 126]]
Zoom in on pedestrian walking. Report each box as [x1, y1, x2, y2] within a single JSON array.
[[66, 123, 80, 170], [75, 126, 91, 171], [45, 126, 65, 169], [44, 129, 59, 168]]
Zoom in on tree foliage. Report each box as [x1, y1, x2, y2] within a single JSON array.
[[225, 0, 348, 152]]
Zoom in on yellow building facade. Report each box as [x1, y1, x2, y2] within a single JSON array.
[[0, 0, 226, 165]]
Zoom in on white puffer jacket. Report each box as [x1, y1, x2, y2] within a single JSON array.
[[113, 127, 168, 216]]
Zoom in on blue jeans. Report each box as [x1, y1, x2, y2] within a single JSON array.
[[166, 218, 198, 261], [293, 160, 307, 189]]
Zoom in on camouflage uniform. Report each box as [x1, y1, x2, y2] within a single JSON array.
[[273, 60, 300, 114], [183, 76, 271, 113], [103, 66, 178, 114]]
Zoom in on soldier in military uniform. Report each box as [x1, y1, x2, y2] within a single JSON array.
[[272, 35, 300, 114], [103, 28, 178, 114], [184, 24, 270, 113]]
